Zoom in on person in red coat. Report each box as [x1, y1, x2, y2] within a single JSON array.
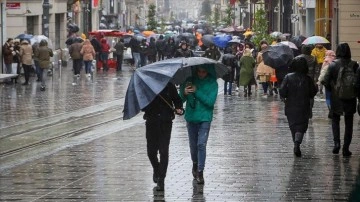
[[100, 38, 110, 71]]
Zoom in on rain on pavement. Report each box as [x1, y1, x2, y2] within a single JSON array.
[[0, 62, 359, 201]]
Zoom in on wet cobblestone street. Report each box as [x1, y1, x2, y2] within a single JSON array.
[[0, 63, 360, 201]]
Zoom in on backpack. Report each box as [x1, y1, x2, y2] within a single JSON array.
[[335, 60, 357, 99]]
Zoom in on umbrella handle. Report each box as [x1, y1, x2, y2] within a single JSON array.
[[159, 95, 184, 115]]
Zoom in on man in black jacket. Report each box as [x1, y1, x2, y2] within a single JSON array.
[[174, 41, 194, 58], [323, 43, 360, 157], [156, 35, 166, 61], [143, 83, 184, 191]]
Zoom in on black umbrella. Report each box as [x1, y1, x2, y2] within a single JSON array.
[[262, 44, 294, 68], [202, 34, 214, 47], [177, 33, 195, 43], [290, 35, 307, 48], [123, 57, 229, 120]]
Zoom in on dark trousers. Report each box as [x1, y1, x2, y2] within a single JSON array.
[[22, 64, 32, 83], [116, 54, 123, 71], [157, 51, 164, 61], [332, 113, 353, 149], [73, 59, 82, 75], [146, 120, 172, 179]]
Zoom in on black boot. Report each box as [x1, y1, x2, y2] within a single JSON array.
[[294, 143, 302, 157], [196, 171, 204, 184], [342, 147, 352, 157], [153, 168, 159, 183], [332, 142, 340, 154], [156, 178, 164, 191], [192, 162, 198, 180]]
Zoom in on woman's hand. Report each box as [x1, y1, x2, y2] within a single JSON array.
[[184, 86, 196, 95]]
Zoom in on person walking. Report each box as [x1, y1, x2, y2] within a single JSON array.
[[318, 50, 336, 118], [239, 48, 256, 97], [164, 37, 177, 59], [147, 37, 157, 64], [296, 44, 318, 119], [128, 35, 141, 69], [35, 39, 53, 91], [100, 38, 110, 71], [222, 53, 237, 95], [156, 35, 166, 61], [256, 43, 274, 95], [12, 39, 21, 84], [143, 82, 184, 191], [80, 39, 95, 77], [174, 41, 194, 58], [19, 39, 33, 85], [2, 38, 15, 84], [179, 65, 218, 184], [202, 44, 221, 61], [322, 43, 359, 157], [113, 38, 125, 71], [311, 43, 327, 93], [69, 38, 83, 77], [280, 57, 318, 157], [139, 39, 149, 67]]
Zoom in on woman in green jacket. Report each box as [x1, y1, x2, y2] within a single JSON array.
[[179, 64, 218, 184], [239, 48, 256, 96]]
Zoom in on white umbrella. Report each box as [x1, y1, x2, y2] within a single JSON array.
[[280, 41, 298, 50], [30, 35, 53, 49]]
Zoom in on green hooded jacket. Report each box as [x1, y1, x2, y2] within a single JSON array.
[[179, 64, 218, 122]]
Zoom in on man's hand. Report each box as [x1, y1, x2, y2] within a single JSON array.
[[175, 108, 184, 115]]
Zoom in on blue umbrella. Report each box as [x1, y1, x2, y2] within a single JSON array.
[[213, 34, 232, 48], [15, 33, 33, 41], [123, 57, 229, 120]]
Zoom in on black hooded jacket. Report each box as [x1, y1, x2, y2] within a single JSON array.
[[323, 43, 359, 115]]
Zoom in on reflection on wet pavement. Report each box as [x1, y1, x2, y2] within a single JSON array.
[[0, 64, 359, 201]]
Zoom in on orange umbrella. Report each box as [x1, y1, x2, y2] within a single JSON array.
[[142, 31, 155, 37]]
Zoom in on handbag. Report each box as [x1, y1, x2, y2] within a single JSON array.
[[123, 48, 133, 60]]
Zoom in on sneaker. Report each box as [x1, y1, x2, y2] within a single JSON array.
[[77, 74, 80, 78], [235, 87, 239, 92], [40, 86, 46, 91], [196, 171, 204, 184], [87, 73, 91, 77]]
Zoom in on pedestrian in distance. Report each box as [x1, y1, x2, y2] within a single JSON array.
[[318, 50, 336, 119], [311, 43, 327, 93], [139, 38, 149, 67], [113, 38, 125, 71], [69, 38, 83, 77], [2, 38, 15, 84], [279, 57, 318, 157], [147, 37, 157, 64], [222, 54, 237, 95], [19, 39, 33, 85], [128, 35, 141, 68], [322, 43, 359, 157], [100, 38, 110, 71], [179, 65, 219, 184], [12, 39, 21, 84], [156, 35, 166, 61], [239, 48, 256, 97], [164, 37, 177, 59], [295, 44, 318, 119], [35, 39, 53, 91], [174, 41, 194, 58], [80, 39, 96, 77], [202, 44, 221, 61], [256, 42, 274, 96], [142, 82, 184, 191]]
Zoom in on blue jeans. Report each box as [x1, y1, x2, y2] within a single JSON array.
[[84, 60, 92, 74], [187, 121, 211, 171], [224, 81, 233, 95], [133, 52, 141, 68]]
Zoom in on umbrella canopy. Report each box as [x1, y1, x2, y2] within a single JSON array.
[[228, 38, 244, 45], [30, 35, 53, 49], [262, 44, 294, 68], [201, 34, 214, 47], [213, 34, 232, 48], [123, 57, 229, 120], [270, 31, 283, 38], [142, 30, 155, 37], [15, 34, 33, 41], [280, 41, 298, 50], [302, 36, 330, 45], [290, 35, 307, 48]]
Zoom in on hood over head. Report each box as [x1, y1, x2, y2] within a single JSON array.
[[335, 42, 351, 59], [290, 56, 308, 74]]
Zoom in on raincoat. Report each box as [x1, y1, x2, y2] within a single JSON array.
[[239, 49, 256, 86], [179, 64, 218, 122], [36, 40, 53, 69], [80, 39, 95, 61]]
